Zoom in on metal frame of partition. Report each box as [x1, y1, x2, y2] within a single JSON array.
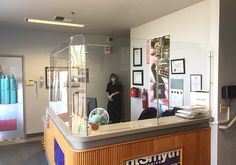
[[49, 35, 89, 136]]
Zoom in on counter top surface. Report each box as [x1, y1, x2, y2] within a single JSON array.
[[87, 116, 207, 137], [45, 108, 211, 150]]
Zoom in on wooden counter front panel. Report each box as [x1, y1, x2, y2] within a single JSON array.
[[44, 117, 210, 165], [44, 118, 77, 165]]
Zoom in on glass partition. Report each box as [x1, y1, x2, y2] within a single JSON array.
[[130, 36, 211, 120], [149, 35, 170, 116], [48, 34, 210, 137], [49, 35, 87, 136], [48, 35, 130, 136]]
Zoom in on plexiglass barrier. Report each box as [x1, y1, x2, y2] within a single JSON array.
[[48, 34, 131, 136], [49, 35, 88, 136], [48, 34, 210, 137]]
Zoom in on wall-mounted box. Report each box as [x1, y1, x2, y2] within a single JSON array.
[[25, 79, 35, 86]]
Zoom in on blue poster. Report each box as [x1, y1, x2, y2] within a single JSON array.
[[54, 139, 64, 165]]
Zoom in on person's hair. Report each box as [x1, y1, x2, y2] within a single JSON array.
[[110, 73, 119, 85]]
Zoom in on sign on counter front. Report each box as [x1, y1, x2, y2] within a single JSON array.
[[125, 149, 182, 165]]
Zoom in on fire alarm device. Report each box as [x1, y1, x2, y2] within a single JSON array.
[[130, 87, 139, 98]]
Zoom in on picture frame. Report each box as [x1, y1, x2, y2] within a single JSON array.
[[133, 48, 142, 66], [171, 58, 185, 74], [45, 67, 53, 89], [132, 70, 143, 86], [190, 74, 202, 92]]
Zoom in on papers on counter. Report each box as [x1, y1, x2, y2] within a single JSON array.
[[175, 105, 209, 119]]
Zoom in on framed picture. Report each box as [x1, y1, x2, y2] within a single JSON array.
[[171, 58, 185, 74], [132, 70, 143, 86], [133, 48, 142, 66], [190, 74, 202, 92], [45, 67, 53, 89]]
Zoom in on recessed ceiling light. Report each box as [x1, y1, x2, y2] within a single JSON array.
[[25, 18, 85, 28]]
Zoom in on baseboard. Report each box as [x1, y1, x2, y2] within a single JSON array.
[[26, 132, 44, 138], [0, 132, 44, 146]]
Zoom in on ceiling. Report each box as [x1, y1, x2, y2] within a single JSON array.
[[0, 0, 203, 36]]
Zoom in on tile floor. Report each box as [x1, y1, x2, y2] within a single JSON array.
[[0, 140, 47, 165]]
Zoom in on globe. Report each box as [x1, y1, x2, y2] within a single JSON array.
[[88, 108, 109, 125]]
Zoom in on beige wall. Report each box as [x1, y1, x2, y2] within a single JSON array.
[[0, 27, 130, 134], [0, 27, 74, 134]]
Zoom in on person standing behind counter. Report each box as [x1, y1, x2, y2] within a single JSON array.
[[106, 73, 122, 123]]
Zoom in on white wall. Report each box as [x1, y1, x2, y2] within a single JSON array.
[[130, 0, 211, 120], [209, 0, 220, 164]]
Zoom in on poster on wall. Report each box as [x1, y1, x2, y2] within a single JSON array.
[[149, 35, 170, 115], [146, 40, 150, 64]]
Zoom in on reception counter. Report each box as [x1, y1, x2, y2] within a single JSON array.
[[44, 108, 211, 165]]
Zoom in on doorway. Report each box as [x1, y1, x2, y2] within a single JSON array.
[[0, 56, 25, 140]]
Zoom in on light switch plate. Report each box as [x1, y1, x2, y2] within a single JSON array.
[[25, 80, 35, 86]]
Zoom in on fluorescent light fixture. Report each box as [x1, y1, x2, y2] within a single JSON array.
[[25, 18, 85, 28]]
